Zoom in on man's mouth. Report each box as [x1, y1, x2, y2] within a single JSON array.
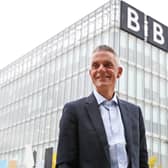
[[96, 76, 111, 80]]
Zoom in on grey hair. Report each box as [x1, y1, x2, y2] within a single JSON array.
[[92, 45, 120, 65]]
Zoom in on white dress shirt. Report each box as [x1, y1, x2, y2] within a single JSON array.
[[93, 90, 128, 168]]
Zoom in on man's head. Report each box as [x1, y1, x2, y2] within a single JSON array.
[[89, 45, 123, 99]]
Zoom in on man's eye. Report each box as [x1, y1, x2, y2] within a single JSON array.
[[104, 63, 113, 68], [92, 63, 99, 69]]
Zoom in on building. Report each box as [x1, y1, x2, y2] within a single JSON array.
[[0, 0, 168, 167]]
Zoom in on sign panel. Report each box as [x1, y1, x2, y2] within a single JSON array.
[[120, 1, 144, 40], [120, 1, 168, 52], [44, 147, 53, 168], [147, 16, 168, 51], [8, 160, 17, 168], [0, 160, 8, 168]]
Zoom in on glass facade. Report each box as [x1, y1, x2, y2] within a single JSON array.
[[0, 0, 167, 167]]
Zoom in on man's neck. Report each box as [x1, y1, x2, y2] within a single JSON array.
[[96, 88, 115, 100]]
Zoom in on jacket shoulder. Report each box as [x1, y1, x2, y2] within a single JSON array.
[[118, 98, 140, 110], [65, 93, 95, 107]]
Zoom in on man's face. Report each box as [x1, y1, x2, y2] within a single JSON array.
[[89, 50, 122, 93]]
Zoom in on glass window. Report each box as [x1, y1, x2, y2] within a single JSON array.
[[47, 86, 54, 110], [153, 106, 159, 135], [72, 47, 80, 74], [128, 35, 136, 64], [153, 106, 159, 123], [44, 62, 51, 86], [160, 78, 166, 106], [28, 96, 33, 118], [57, 35, 63, 51], [49, 60, 56, 84], [75, 23, 82, 43], [144, 72, 152, 100], [102, 30, 109, 45], [20, 124, 24, 147], [36, 145, 43, 163], [64, 78, 71, 103], [2, 130, 6, 152], [29, 120, 34, 144], [119, 62, 127, 94], [137, 39, 144, 66], [167, 54, 168, 74], [55, 56, 61, 83], [160, 109, 167, 126], [44, 114, 50, 142], [86, 39, 94, 68], [57, 82, 65, 108], [39, 117, 45, 143], [41, 88, 48, 114], [89, 15, 95, 36], [69, 29, 75, 46], [161, 141, 168, 155], [159, 50, 166, 76], [66, 50, 73, 77], [38, 66, 44, 89], [82, 20, 88, 38], [152, 47, 159, 73], [145, 103, 152, 132], [144, 44, 151, 70], [152, 75, 159, 102], [120, 31, 128, 60], [53, 84, 58, 110], [161, 142, 168, 168], [128, 65, 135, 97], [160, 108, 167, 137], [96, 12, 102, 33], [153, 139, 159, 154], [84, 71, 93, 96], [17, 101, 22, 123], [63, 32, 69, 49], [79, 44, 86, 70], [95, 34, 102, 47], [33, 118, 40, 144], [147, 136, 152, 152], [32, 94, 37, 117], [137, 68, 144, 99], [71, 75, 78, 100], [24, 122, 30, 145], [56, 110, 63, 140], [103, 8, 110, 28], [50, 112, 57, 141], [78, 72, 85, 98]]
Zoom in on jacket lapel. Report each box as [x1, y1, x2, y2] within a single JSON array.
[[118, 98, 133, 160], [85, 93, 110, 164]]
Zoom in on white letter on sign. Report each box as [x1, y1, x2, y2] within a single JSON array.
[[127, 7, 140, 32], [153, 22, 165, 45]]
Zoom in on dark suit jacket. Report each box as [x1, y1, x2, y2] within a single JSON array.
[[56, 93, 149, 168]]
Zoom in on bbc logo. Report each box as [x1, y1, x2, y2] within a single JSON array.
[[120, 1, 168, 52]]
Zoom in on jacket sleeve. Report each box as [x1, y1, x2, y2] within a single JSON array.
[[139, 107, 149, 168], [56, 103, 78, 168]]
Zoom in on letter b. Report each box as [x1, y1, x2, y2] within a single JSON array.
[[153, 22, 165, 45], [127, 7, 140, 32]]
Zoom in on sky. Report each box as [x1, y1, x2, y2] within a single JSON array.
[[0, 0, 168, 69]]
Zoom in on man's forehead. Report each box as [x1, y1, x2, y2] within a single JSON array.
[[90, 50, 119, 65], [91, 51, 115, 60]]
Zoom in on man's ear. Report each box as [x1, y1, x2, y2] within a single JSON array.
[[117, 66, 123, 78], [89, 69, 91, 76]]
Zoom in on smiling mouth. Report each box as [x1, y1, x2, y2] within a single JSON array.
[[96, 76, 111, 80]]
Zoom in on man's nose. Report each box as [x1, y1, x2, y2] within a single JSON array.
[[98, 64, 105, 71]]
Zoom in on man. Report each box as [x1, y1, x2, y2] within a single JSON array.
[[56, 45, 149, 168]]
